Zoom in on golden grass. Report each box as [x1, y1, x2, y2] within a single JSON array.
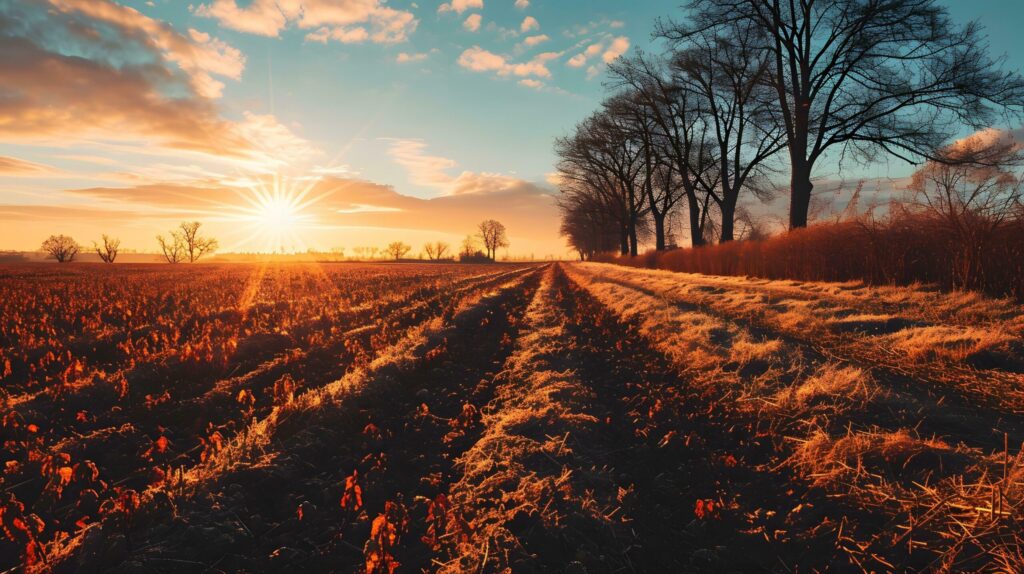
[[441, 268, 620, 573]]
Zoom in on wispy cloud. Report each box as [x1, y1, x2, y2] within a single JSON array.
[[0, 156, 56, 175], [386, 139, 458, 189]]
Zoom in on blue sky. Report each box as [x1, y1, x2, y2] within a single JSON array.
[[0, 0, 1022, 255]]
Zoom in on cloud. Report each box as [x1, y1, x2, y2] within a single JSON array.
[[387, 139, 458, 189], [457, 46, 552, 81], [0, 204, 148, 221], [236, 113, 321, 169], [58, 175, 562, 253], [305, 26, 370, 43], [568, 43, 604, 67], [602, 36, 630, 63], [386, 139, 547, 199], [438, 0, 483, 14], [438, 0, 485, 14], [520, 16, 539, 33], [514, 0, 529, 8], [521, 34, 549, 48], [396, 51, 430, 63], [195, 0, 417, 44], [463, 14, 482, 32], [566, 36, 629, 79], [42, 0, 246, 99], [0, 1, 323, 168], [0, 156, 54, 175], [518, 78, 543, 89], [0, 1, 252, 156]]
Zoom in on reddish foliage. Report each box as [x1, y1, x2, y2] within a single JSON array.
[[364, 500, 409, 574], [420, 493, 471, 551], [341, 470, 364, 512], [694, 499, 721, 521]]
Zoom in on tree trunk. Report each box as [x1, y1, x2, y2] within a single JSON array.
[[620, 228, 629, 255], [789, 167, 813, 229], [686, 191, 705, 247], [719, 194, 737, 243], [628, 218, 639, 256], [789, 113, 813, 229], [653, 211, 666, 250]]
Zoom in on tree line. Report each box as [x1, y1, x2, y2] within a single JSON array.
[[556, 0, 1024, 260], [38, 219, 510, 264]]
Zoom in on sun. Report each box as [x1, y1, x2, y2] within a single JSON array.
[[258, 195, 301, 235], [227, 174, 327, 253]]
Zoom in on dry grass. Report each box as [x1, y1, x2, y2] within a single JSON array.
[[566, 261, 1024, 571], [603, 214, 1024, 300], [789, 428, 974, 489], [776, 364, 880, 410], [885, 325, 1017, 364], [441, 268, 625, 573]]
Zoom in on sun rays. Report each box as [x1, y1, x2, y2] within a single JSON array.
[[224, 174, 332, 254]]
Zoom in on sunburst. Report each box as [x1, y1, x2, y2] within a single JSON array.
[[226, 174, 331, 253]]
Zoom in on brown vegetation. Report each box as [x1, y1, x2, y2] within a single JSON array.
[[605, 209, 1024, 299], [2, 261, 1023, 572]]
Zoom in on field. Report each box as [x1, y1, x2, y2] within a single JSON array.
[[2, 262, 1024, 573]]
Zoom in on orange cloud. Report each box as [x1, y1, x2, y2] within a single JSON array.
[[0, 2, 250, 156], [0, 156, 54, 175], [457, 46, 552, 80], [438, 0, 484, 15], [196, 0, 417, 44]]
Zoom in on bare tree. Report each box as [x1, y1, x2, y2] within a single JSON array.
[[386, 241, 411, 260], [666, 20, 785, 242], [477, 220, 510, 260], [908, 132, 1023, 289], [608, 53, 719, 247], [178, 221, 218, 263], [558, 190, 621, 260], [157, 233, 185, 264], [93, 234, 120, 263], [460, 235, 478, 257], [555, 104, 651, 255], [664, 0, 1024, 230], [41, 235, 79, 263], [424, 241, 450, 260]]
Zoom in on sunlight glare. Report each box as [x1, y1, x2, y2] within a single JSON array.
[[228, 174, 329, 254]]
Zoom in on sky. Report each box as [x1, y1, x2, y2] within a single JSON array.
[[1, 0, 1022, 258]]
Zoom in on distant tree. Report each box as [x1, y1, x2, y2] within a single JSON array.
[[41, 235, 79, 263], [156, 233, 185, 264], [477, 220, 509, 260], [158, 222, 216, 264], [460, 235, 478, 257], [386, 241, 411, 260], [178, 221, 218, 263], [369, 247, 380, 260], [93, 234, 120, 263], [424, 241, 451, 261]]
